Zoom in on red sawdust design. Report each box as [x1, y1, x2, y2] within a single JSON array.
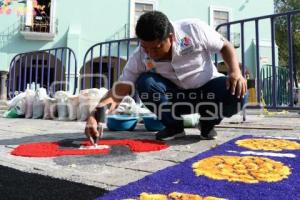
[[11, 139, 169, 157]]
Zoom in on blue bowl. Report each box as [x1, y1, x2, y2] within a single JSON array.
[[106, 114, 138, 131], [143, 115, 165, 131]]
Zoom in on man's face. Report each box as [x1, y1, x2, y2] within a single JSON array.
[[140, 34, 173, 60]]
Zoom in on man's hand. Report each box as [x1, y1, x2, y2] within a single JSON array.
[[107, 99, 121, 114], [84, 116, 102, 145], [220, 40, 247, 99], [226, 72, 247, 99]]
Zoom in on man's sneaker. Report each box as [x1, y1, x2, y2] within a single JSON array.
[[155, 127, 185, 141], [199, 128, 217, 140], [197, 122, 217, 140]]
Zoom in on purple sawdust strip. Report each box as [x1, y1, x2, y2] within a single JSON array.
[[97, 135, 300, 200]]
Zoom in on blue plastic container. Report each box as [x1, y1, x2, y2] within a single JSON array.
[[143, 115, 165, 131], [106, 114, 138, 131]]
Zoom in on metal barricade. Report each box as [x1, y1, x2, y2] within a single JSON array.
[[215, 9, 300, 111], [81, 38, 139, 90], [7, 47, 77, 99]]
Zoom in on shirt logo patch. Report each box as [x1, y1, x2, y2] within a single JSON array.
[[178, 36, 194, 55], [180, 36, 191, 48]]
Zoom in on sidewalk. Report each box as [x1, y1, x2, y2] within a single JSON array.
[[0, 112, 299, 192]]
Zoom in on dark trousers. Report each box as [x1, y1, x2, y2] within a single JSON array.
[[136, 72, 246, 134]]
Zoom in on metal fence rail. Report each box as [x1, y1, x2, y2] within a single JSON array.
[[81, 38, 139, 90], [261, 65, 289, 106], [215, 9, 300, 110], [8, 47, 77, 99]]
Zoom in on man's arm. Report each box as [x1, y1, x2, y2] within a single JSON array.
[[84, 46, 142, 144], [98, 81, 133, 112], [220, 40, 247, 99], [84, 82, 133, 144]]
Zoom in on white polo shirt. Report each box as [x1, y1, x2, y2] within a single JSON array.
[[118, 18, 225, 89]]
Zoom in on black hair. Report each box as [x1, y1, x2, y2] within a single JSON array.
[[135, 11, 173, 41]]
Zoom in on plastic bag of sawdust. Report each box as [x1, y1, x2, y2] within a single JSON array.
[[114, 96, 136, 115], [25, 89, 35, 118], [55, 91, 71, 121], [114, 96, 152, 116], [3, 107, 20, 118], [4, 92, 26, 118], [78, 88, 108, 121], [67, 95, 79, 121], [14, 94, 26, 116], [8, 92, 26, 110], [7, 92, 26, 116], [43, 97, 57, 120], [32, 88, 48, 119]]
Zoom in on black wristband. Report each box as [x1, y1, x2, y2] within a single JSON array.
[[95, 106, 106, 123]]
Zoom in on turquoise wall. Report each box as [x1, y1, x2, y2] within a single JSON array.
[[0, 0, 129, 71], [56, 0, 129, 67], [0, 0, 275, 90]]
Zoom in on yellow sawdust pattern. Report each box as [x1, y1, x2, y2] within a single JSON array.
[[125, 192, 225, 200], [192, 155, 291, 184], [236, 138, 300, 151]]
